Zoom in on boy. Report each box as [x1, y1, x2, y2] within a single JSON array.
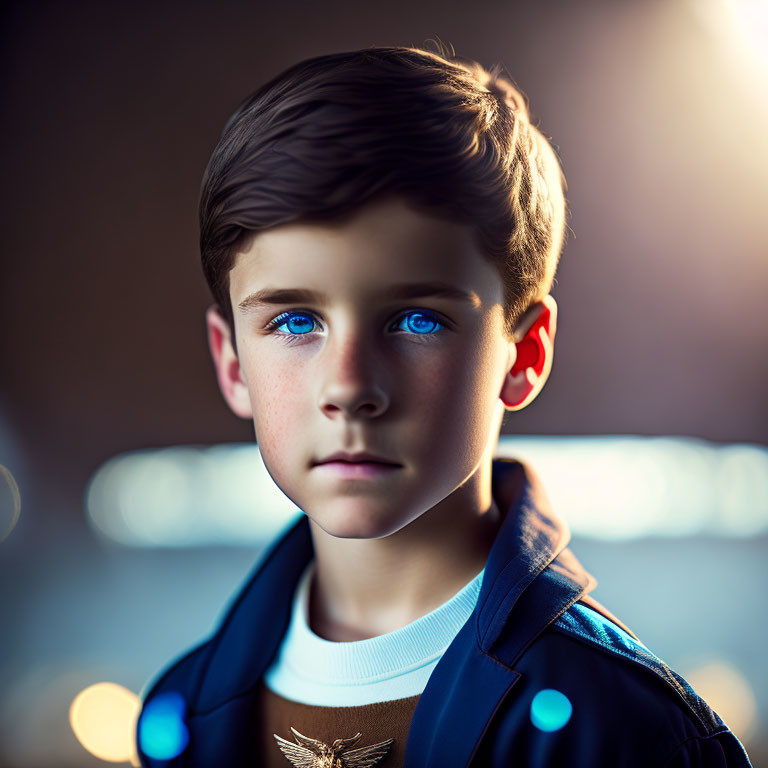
[[135, 45, 753, 767]]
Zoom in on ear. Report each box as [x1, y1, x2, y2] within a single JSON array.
[[205, 305, 253, 419], [501, 294, 558, 411]]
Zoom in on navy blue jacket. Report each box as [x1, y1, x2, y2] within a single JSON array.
[[136, 457, 753, 767]]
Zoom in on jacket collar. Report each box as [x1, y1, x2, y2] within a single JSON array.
[[192, 456, 597, 717]]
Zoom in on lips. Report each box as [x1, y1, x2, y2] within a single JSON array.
[[314, 461, 401, 479], [315, 451, 400, 466]]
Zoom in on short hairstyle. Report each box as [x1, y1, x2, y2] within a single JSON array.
[[199, 42, 569, 349]]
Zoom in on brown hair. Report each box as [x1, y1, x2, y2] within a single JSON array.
[[199, 42, 569, 349]]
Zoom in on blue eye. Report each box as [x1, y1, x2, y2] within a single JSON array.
[[263, 310, 444, 343], [266, 312, 317, 336], [398, 312, 442, 335]]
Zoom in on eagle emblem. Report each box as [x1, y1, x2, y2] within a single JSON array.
[[273, 726, 394, 767]]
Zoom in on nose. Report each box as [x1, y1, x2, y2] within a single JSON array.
[[316, 334, 390, 418]]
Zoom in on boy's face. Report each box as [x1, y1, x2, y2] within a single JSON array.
[[208, 195, 550, 540]]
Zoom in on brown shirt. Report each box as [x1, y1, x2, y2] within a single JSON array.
[[255, 678, 421, 767]]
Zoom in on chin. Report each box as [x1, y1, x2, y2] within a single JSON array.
[[310, 510, 407, 540]]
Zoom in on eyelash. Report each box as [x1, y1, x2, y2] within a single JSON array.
[[262, 309, 448, 345]]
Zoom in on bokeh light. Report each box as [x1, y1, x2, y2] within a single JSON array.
[[84, 437, 768, 546], [530, 688, 573, 732], [69, 682, 141, 763], [682, 659, 758, 742], [85, 444, 300, 547], [502, 436, 768, 540], [0, 463, 21, 543], [137, 691, 189, 761]]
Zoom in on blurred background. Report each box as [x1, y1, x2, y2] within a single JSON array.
[[1, 0, 767, 765]]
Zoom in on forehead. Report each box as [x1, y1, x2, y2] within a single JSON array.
[[229, 196, 504, 308]]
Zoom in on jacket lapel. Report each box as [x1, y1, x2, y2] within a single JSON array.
[[403, 618, 522, 766], [195, 513, 314, 714], [403, 458, 596, 767]]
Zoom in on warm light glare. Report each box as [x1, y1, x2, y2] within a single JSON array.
[[687, 0, 768, 75], [69, 682, 141, 763], [726, 0, 768, 71]]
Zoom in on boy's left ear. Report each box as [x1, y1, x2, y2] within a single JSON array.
[[501, 294, 558, 411]]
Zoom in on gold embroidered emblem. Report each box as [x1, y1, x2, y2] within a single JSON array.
[[273, 726, 394, 767]]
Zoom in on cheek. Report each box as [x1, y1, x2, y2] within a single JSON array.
[[432, 334, 499, 405], [407, 347, 494, 443], [413, 335, 504, 455], [242, 358, 307, 450]]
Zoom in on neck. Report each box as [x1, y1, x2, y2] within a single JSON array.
[[306, 465, 504, 642]]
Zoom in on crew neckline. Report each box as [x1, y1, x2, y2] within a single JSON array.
[[276, 559, 485, 685]]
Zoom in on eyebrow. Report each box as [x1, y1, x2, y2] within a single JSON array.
[[237, 281, 482, 312]]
